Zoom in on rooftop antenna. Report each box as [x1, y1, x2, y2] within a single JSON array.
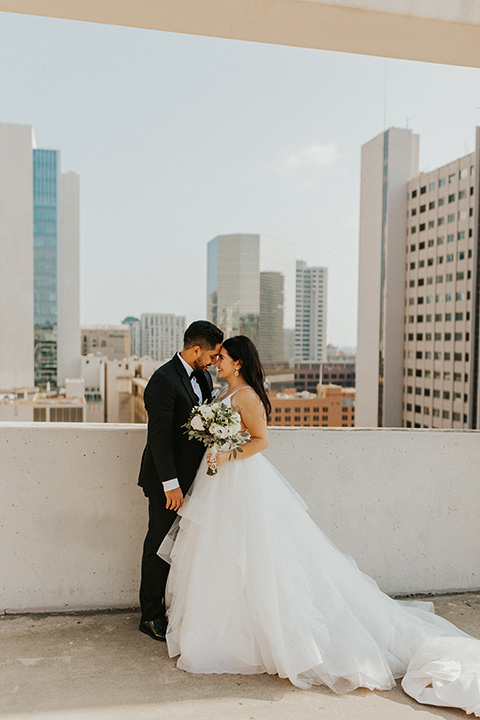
[[383, 58, 388, 131], [406, 116, 415, 129]]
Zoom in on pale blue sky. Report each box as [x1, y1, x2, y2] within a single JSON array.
[[1, 11, 479, 346]]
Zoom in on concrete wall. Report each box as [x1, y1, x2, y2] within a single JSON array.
[[0, 423, 479, 613]]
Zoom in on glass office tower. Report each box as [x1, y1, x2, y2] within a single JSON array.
[[207, 234, 296, 367], [33, 149, 60, 387]]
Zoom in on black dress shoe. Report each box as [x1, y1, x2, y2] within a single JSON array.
[[139, 618, 167, 642]]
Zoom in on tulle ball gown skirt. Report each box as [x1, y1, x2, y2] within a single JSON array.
[[158, 453, 480, 715]]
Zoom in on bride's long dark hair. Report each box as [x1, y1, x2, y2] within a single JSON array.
[[222, 336, 271, 421]]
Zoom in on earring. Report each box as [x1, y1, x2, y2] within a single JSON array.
[[235, 369, 239, 377]]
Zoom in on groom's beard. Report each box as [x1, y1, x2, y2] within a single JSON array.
[[192, 360, 208, 373]]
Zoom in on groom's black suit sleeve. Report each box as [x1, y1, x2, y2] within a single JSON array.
[[137, 355, 212, 497], [143, 372, 178, 485]]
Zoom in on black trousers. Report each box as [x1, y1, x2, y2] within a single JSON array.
[[139, 494, 177, 622]]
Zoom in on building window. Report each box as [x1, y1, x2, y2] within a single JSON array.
[[420, 185, 427, 194]]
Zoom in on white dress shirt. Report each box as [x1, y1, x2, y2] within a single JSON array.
[[162, 353, 203, 493]]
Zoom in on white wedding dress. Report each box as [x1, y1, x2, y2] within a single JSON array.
[[158, 394, 480, 715]]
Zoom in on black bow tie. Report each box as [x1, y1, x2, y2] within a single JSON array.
[[190, 370, 204, 381]]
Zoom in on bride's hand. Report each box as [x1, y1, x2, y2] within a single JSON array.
[[207, 451, 229, 471]]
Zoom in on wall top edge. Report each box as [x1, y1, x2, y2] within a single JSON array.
[[0, 422, 479, 434]]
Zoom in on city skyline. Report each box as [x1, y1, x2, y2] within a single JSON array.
[[1, 12, 480, 347], [356, 127, 479, 429]]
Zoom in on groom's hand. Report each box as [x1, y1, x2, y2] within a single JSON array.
[[165, 487, 184, 511]]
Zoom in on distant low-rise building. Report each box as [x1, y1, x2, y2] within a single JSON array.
[[268, 385, 355, 427], [81, 325, 131, 361], [81, 354, 158, 423], [0, 380, 85, 422], [294, 361, 355, 392]]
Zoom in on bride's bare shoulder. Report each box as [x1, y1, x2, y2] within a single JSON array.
[[232, 386, 265, 413]]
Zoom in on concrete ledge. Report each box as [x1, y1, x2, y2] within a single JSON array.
[[2, 0, 480, 67]]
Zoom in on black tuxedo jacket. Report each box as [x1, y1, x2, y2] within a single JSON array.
[[137, 354, 213, 497]]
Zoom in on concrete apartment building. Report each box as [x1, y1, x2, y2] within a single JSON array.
[[356, 126, 480, 429], [268, 385, 355, 427], [295, 261, 328, 362], [207, 234, 296, 367], [403, 151, 478, 429], [0, 123, 80, 391], [140, 313, 185, 362], [81, 325, 131, 361]]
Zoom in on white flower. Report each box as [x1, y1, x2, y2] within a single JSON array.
[[210, 423, 229, 439], [190, 415, 205, 431], [199, 405, 214, 419]]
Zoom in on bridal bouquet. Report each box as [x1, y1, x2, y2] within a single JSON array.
[[184, 400, 250, 475]]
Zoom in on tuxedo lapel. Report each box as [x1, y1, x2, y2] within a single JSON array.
[[182, 373, 199, 405], [172, 354, 199, 405], [196, 371, 211, 402]]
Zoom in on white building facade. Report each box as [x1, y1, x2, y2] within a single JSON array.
[[356, 128, 419, 427], [295, 260, 328, 362], [140, 313, 186, 362]]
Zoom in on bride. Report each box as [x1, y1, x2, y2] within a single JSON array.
[[158, 336, 480, 716]]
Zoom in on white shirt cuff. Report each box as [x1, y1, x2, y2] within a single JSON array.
[[162, 478, 180, 492]]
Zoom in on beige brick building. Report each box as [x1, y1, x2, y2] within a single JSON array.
[[268, 385, 355, 428], [81, 325, 131, 361]]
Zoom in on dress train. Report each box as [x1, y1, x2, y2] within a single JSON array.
[[158, 405, 480, 715]]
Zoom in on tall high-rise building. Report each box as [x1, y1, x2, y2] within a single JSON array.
[[122, 316, 141, 356], [295, 261, 328, 362], [357, 126, 480, 429], [356, 128, 419, 427], [207, 234, 296, 366], [0, 124, 34, 390], [140, 313, 186, 362], [0, 123, 80, 390]]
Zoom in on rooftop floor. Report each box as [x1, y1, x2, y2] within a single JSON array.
[[2, 593, 480, 720]]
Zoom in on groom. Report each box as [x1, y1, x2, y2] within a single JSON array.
[[138, 319, 223, 641]]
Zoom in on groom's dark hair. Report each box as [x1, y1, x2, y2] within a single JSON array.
[[183, 320, 223, 350]]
